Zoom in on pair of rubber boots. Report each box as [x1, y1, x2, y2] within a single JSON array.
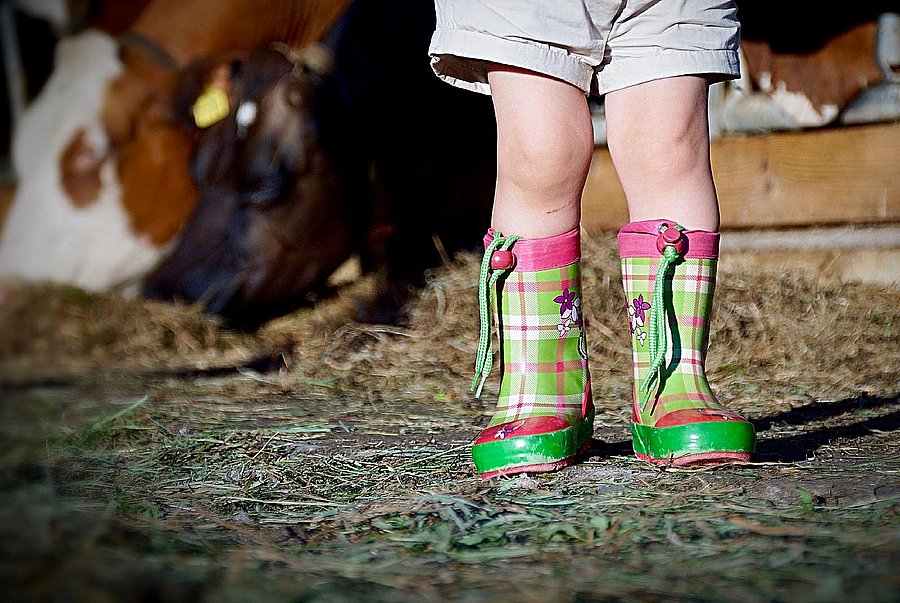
[[471, 220, 756, 479]]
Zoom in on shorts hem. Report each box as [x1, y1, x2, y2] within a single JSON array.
[[596, 50, 740, 95], [429, 28, 595, 95]]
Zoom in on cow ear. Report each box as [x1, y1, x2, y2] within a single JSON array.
[[272, 42, 334, 79], [174, 55, 241, 130], [282, 44, 334, 110], [296, 44, 334, 79], [174, 57, 243, 185]]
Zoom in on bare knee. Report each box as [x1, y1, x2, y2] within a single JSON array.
[[489, 68, 594, 206], [606, 77, 713, 187], [499, 122, 594, 201], [617, 126, 709, 186]]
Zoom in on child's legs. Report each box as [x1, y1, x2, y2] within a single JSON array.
[[487, 66, 594, 239], [604, 76, 720, 231]]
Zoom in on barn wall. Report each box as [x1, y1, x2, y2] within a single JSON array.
[[582, 121, 900, 232]]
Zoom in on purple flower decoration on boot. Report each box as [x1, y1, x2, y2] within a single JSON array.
[[554, 288, 576, 315], [632, 294, 651, 325], [555, 288, 582, 330]]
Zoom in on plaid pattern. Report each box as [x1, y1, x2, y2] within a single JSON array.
[[487, 260, 590, 427], [621, 256, 722, 425]]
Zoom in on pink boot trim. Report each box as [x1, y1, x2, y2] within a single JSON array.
[[473, 416, 572, 445], [653, 407, 750, 428], [484, 227, 580, 271], [617, 219, 719, 260]]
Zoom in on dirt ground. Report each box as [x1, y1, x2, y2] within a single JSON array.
[[1, 231, 898, 602]]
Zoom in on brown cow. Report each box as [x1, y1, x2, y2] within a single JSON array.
[[102, 0, 351, 245], [142, 0, 497, 327], [142, 46, 362, 328]]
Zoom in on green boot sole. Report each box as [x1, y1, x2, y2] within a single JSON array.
[[631, 420, 755, 466], [473, 408, 595, 479]]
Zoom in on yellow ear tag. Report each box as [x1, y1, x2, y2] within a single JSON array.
[[192, 86, 230, 128]]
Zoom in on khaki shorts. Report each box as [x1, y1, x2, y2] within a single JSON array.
[[429, 0, 740, 96]]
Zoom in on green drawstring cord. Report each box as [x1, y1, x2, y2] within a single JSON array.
[[471, 232, 521, 398], [639, 224, 685, 412]]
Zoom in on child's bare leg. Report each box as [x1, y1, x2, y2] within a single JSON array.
[[604, 76, 719, 231], [487, 66, 594, 238]]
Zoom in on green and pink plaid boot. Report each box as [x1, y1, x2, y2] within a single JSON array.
[[618, 219, 755, 466], [470, 228, 595, 479]]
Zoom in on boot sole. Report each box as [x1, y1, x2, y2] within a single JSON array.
[[474, 409, 595, 479], [631, 420, 755, 466]]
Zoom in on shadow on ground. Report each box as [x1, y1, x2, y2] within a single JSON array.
[[586, 393, 899, 463]]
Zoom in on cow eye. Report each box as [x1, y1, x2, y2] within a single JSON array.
[[241, 160, 290, 207], [284, 77, 315, 111]]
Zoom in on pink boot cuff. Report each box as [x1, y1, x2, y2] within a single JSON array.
[[617, 219, 719, 259], [484, 228, 580, 271]]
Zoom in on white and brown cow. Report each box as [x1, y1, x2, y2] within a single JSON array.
[[0, 0, 348, 292], [0, 30, 145, 290], [709, 5, 900, 134]]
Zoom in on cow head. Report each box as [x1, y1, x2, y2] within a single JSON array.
[[142, 46, 361, 329]]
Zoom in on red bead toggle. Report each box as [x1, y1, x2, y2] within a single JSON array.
[[490, 250, 516, 270], [656, 227, 686, 256]]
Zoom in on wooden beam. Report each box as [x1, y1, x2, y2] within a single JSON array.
[[582, 121, 900, 232]]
